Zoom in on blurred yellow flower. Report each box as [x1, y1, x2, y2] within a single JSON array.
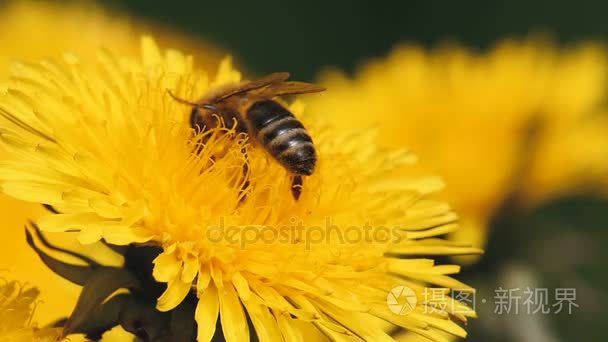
[[0, 0, 222, 78], [0, 36, 478, 341], [0, 196, 83, 327], [521, 112, 608, 204], [0, 279, 60, 341], [308, 39, 608, 261]]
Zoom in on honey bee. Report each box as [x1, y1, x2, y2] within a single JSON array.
[[169, 72, 325, 200]]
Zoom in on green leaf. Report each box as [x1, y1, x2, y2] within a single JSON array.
[[169, 294, 197, 341], [70, 293, 132, 339], [62, 267, 141, 337], [25, 224, 95, 285], [119, 296, 171, 340]]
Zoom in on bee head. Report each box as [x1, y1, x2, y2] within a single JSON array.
[[189, 104, 222, 132]]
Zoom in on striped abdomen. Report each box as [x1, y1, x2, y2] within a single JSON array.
[[247, 100, 316, 175]]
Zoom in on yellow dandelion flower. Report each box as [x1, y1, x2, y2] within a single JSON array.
[[308, 39, 608, 261], [0, 37, 478, 341], [0, 279, 61, 341], [394, 330, 456, 342]]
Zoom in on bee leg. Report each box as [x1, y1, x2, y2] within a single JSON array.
[[238, 146, 251, 203], [291, 175, 304, 200]]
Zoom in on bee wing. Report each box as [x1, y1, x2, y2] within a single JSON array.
[[257, 81, 326, 97], [214, 72, 290, 102]]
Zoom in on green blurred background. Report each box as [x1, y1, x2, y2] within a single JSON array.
[[101, 0, 608, 80], [93, 0, 608, 341]]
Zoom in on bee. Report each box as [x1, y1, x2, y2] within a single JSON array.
[[169, 72, 325, 200]]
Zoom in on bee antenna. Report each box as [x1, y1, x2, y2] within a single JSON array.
[[166, 89, 200, 107]]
